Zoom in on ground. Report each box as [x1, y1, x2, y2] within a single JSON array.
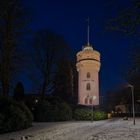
[[0, 118, 140, 140]]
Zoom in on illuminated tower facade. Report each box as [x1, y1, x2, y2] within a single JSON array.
[[76, 21, 101, 106]]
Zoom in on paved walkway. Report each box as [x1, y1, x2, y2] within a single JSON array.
[[0, 118, 140, 140]]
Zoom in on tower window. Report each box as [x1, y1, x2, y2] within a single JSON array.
[[85, 98, 88, 104], [87, 72, 90, 78], [89, 98, 92, 104], [86, 83, 90, 90]]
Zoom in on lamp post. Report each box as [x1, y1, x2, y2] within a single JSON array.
[[131, 85, 135, 125], [90, 95, 96, 122], [126, 84, 135, 125]]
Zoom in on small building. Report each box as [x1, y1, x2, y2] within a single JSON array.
[[115, 105, 127, 113]]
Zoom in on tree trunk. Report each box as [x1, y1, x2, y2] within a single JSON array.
[[1, 74, 9, 96], [40, 78, 47, 101]]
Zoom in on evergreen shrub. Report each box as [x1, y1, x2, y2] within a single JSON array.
[[74, 108, 107, 121], [0, 96, 33, 133], [34, 99, 72, 122]]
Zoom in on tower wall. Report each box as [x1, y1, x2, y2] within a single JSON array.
[[76, 46, 101, 106]]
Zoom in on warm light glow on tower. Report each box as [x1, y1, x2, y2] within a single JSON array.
[[76, 20, 101, 106]]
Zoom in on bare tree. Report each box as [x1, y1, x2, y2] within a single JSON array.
[[106, 0, 140, 83], [53, 60, 74, 103], [106, 0, 140, 35], [0, 0, 30, 96], [32, 29, 71, 101]]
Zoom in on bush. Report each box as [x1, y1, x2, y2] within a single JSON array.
[[0, 96, 33, 133], [57, 102, 72, 121], [34, 100, 51, 122], [34, 99, 72, 122], [74, 108, 92, 120], [93, 111, 108, 120], [74, 108, 107, 121], [13, 82, 24, 101]]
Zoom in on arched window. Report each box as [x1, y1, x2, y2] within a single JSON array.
[[87, 72, 90, 78], [89, 98, 92, 104], [86, 83, 90, 90], [85, 98, 88, 104]]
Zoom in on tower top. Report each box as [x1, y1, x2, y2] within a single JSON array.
[[87, 17, 90, 46], [83, 18, 93, 51]]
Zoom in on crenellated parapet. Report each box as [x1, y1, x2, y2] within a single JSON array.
[[76, 45, 101, 72]]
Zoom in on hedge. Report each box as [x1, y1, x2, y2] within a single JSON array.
[[0, 96, 33, 133], [74, 108, 107, 121], [34, 100, 72, 122]]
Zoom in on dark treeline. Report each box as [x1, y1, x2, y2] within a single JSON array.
[[0, 0, 29, 96], [0, 0, 79, 133], [104, 0, 140, 115], [0, 0, 77, 105], [107, 0, 140, 82]]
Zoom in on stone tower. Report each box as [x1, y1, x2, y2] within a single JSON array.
[[76, 21, 101, 106]]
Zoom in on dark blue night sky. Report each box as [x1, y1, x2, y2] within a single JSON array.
[[22, 0, 137, 95]]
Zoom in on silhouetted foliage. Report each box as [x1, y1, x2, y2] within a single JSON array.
[[32, 29, 72, 101], [0, 96, 33, 133], [106, 85, 140, 113], [53, 60, 77, 104], [107, 0, 140, 94], [107, 0, 140, 35], [125, 46, 140, 85], [13, 81, 24, 101], [106, 88, 130, 111], [0, 0, 30, 96], [34, 96, 72, 122]]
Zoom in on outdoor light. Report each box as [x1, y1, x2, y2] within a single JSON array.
[[90, 95, 96, 122], [125, 83, 135, 125], [35, 99, 38, 103]]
